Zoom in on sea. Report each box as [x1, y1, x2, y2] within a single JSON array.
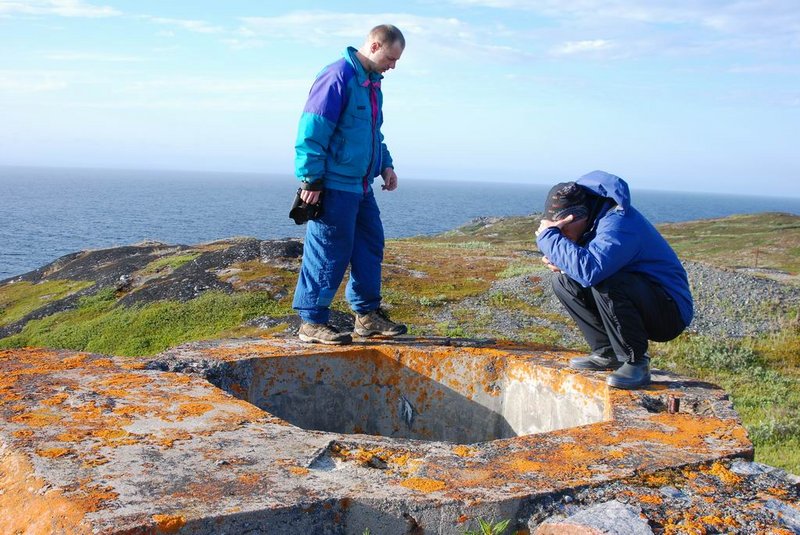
[[2, 166, 799, 280]]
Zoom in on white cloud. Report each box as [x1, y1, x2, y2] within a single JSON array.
[[43, 51, 147, 62], [123, 76, 309, 95], [728, 64, 800, 75], [143, 16, 223, 34], [551, 39, 614, 56], [443, 0, 800, 54], [0, 0, 120, 18], [236, 10, 529, 60], [0, 70, 71, 92]]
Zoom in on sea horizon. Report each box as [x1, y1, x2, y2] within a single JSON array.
[[2, 163, 798, 200], [2, 165, 800, 280]]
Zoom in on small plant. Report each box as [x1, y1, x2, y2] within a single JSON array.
[[464, 517, 511, 535], [418, 294, 447, 307], [497, 262, 542, 279]]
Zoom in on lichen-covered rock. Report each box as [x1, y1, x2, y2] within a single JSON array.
[[533, 500, 653, 535]]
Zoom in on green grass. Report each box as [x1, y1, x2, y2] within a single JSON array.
[[0, 288, 292, 356], [658, 212, 800, 275], [652, 331, 800, 473], [139, 253, 201, 275], [464, 518, 510, 535], [0, 279, 94, 327]]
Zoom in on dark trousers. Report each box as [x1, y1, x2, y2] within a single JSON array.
[[552, 271, 686, 363]]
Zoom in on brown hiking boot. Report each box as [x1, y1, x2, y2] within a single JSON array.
[[298, 322, 352, 345], [354, 309, 408, 337]]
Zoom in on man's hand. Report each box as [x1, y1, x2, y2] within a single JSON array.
[[299, 189, 321, 204], [381, 167, 398, 191], [541, 255, 562, 273], [535, 214, 574, 237]]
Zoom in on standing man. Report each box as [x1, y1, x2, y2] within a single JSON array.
[[292, 24, 408, 345], [535, 171, 693, 389]]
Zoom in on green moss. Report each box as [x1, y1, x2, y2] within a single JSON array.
[[415, 241, 493, 250], [497, 262, 545, 279], [139, 253, 201, 276], [0, 289, 291, 356], [651, 333, 800, 473], [0, 279, 94, 327]]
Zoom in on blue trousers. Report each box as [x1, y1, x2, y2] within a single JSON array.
[[293, 188, 384, 324]]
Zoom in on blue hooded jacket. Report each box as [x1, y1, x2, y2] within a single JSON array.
[[536, 171, 693, 326], [294, 47, 393, 194]]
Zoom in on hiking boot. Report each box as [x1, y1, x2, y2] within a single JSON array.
[[354, 308, 408, 337], [606, 356, 651, 389], [569, 353, 623, 371], [298, 322, 352, 345]]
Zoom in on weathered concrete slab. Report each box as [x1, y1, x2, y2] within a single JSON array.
[[0, 338, 768, 533]]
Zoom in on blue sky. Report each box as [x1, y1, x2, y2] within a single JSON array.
[[1, 0, 798, 195]]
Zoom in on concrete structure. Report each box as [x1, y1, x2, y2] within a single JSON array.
[[0, 338, 759, 533]]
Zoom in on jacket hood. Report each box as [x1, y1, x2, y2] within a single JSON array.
[[575, 170, 631, 211]]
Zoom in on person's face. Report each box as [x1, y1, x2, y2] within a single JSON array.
[[368, 41, 403, 73], [561, 217, 589, 242]]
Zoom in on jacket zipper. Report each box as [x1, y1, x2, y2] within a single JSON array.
[[362, 81, 378, 195]]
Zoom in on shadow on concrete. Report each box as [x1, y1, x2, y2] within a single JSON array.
[[211, 348, 517, 444]]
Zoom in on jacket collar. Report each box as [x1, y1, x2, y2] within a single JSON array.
[[344, 46, 384, 85]]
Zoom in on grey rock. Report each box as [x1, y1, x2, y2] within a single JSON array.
[[764, 499, 800, 533], [659, 486, 686, 500], [730, 460, 773, 476], [534, 499, 653, 535]]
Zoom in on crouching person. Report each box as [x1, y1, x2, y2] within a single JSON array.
[[535, 171, 693, 389]]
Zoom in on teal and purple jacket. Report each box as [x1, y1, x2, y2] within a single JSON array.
[[294, 47, 393, 194]]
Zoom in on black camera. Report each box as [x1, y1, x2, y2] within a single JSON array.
[[289, 188, 323, 224]]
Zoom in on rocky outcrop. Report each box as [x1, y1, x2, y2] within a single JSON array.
[[0, 238, 304, 338]]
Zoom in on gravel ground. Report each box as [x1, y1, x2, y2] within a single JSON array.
[[434, 258, 799, 346]]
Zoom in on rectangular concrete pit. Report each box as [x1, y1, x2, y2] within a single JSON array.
[[217, 347, 608, 444]]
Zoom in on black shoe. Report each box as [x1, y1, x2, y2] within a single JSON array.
[[569, 353, 623, 371], [606, 358, 651, 389]]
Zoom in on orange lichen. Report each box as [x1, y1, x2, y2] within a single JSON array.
[[156, 431, 193, 448], [75, 485, 120, 512], [57, 430, 91, 442], [176, 402, 214, 418], [238, 473, 260, 485], [11, 429, 34, 439], [400, 477, 446, 493], [639, 494, 663, 505], [36, 447, 72, 458], [288, 466, 310, 476], [699, 515, 739, 530], [152, 514, 186, 534], [0, 449, 92, 534], [766, 487, 790, 498], [41, 392, 69, 406], [113, 405, 149, 417], [508, 458, 544, 473], [82, 456, 110, 468], [92, 428, 132, 441], [703, 461, 743, 486], [60, 354, 89, 369], [453, 445, 476, 458], [11, 410, 60, 427]]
